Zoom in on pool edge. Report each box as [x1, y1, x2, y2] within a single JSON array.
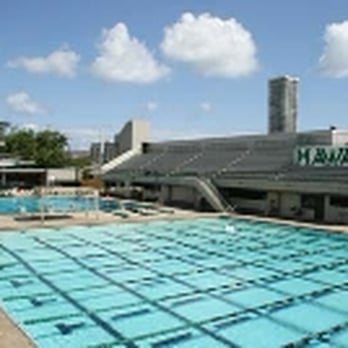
[[0, 307, 37, 348]]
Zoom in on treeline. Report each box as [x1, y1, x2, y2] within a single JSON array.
[[4, 128, 90, 168]]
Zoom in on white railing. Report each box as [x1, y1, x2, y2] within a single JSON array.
[[101, 147, 141, 174], [197, 177, 234, 212], [182, 176, 227, 212]]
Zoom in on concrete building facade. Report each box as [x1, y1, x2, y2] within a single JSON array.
[[90, 120, 151, 165], [114, 119, 150, 155], [90, 142, 102, 164], [103, 127, 348, 224], [103, 142, 117, 163], [268, 75, 298, 134]]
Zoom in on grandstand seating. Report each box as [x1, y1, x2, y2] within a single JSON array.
[[220, 139, 296, 173], [179, 145, 248, 174], [104, 133, 347, 183], [148, 151, 197, 174], [114, 152, 162, 172]]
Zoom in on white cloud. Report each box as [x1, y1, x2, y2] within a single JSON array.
[[91, 23, 170, 83], [161, 12, 258, 77], [8, 47, 80, 78], [6, 92, 46, 115], [319, 21, 348, 78], [200, 102, 212, 112], [146, 102, 159, 111]]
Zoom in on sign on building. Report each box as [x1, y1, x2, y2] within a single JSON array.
[[294, 146, 348, 167]]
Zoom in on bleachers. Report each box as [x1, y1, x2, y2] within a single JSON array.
[[106, 137, 298, 177], [112, 152, 162, 172], [174, 138, 296, 175], [179, 144, 248, 174], [147, 149, 198, 174], [104, 133, 348, 184], [228, 139, 296, 173]]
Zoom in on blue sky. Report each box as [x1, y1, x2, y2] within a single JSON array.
[[1, 0, 348, 149]]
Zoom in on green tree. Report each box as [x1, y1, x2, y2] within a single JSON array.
[[5, 129, 36, 160], [35, 130, 68, 168], [5, 128, 69, 168]]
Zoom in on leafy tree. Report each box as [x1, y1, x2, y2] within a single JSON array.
[[5, 129, 36, 160], [35, 130, 68, 168], [5, 128, 69, 168]]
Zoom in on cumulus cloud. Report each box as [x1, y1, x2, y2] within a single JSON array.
[[8, 47, 80, 78], [91, 23, 170, 83], [145, 102, 159, 111], [200, 102, 212, 112], [161, 12, 258, 77], [6, 92, 46, 115], [319, 21, 348, 78]]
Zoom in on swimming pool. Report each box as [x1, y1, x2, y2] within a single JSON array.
[[0, 196, 119, 214], [0, 218, 348, 347]]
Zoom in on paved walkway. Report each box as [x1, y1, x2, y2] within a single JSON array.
[[1, 209, 347, 233], [0, 209, 221, 231], [237, 213, 348, 234], [0, 309, 36, 348]]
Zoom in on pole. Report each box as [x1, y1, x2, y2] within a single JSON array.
[[99, 130, 103, 177], [40, 187, 44, 224], [95, 190, 99, 220]]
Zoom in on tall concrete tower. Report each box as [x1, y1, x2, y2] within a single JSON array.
[[268, 75, 299, 134]]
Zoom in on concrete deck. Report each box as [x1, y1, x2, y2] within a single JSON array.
[[0, 209, 221, 231], [0, 309, 36, 348], [0, 209, 347, 234], [235, 213, 348, 234]]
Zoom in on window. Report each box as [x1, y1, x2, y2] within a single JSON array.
[[224, 188, 267, 200], [330, 196, 348, 208]]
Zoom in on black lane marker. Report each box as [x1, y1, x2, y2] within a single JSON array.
[[66, 230, 311, 344], [0, 244, 136, 348], [33, 235, 239, 348], [90, 228, 346, 339]]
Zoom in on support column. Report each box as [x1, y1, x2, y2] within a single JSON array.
[[1, 172, 6, 187]]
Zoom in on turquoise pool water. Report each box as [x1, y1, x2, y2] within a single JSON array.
[[0, 218, 348, 347], [0, 196, 119, 214]]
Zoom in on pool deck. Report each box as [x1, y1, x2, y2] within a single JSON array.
[[0, 209, 222, 231], [0, 208, 347, 234], [0, 209, 348, 347], [0, 308, 36, 348], [238, 213, 348, 234]]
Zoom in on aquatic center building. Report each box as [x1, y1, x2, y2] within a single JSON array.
[[102, 128, 348, 224], [101, 77, 348, 224]]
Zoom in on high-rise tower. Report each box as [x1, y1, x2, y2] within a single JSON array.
[[268, 75, 298, 134]]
